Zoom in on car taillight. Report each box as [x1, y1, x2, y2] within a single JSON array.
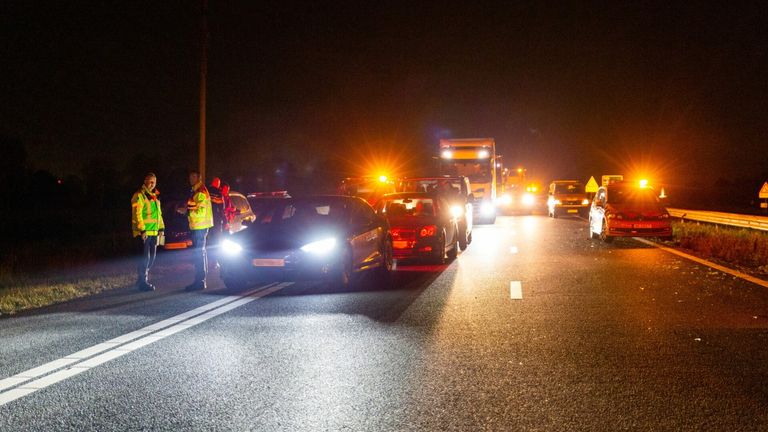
[[419, 225, 437, 237]]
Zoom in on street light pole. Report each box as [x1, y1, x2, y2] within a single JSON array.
[[198, 0, 208, 180]]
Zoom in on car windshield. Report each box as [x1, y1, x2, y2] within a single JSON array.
[[254, 199, 349, 226], [554, 183, 583, 194], [380, 197, 437, 217], [608, 187, 660, 206], [401, 179, 462, 196]]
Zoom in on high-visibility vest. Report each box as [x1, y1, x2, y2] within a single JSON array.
[[188, 182, 214, 230], [131, 186, 165, 237]]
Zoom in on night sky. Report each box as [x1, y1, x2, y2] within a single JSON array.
[[3, 1, 768, 188]]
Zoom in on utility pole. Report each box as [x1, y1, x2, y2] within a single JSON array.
[[198, 0, 208, 180]]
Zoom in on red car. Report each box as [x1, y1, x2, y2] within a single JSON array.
[[588, 182, 672, 243], [376, 192, 460, 264]]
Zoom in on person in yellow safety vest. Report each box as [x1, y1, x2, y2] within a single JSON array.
[[131, 172, 165, 291], [181, 170, 213, 291]]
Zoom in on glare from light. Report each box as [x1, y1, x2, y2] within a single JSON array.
[[517, 168, 523, 173], [477, 149, 490, 159], [221, 239, 243, 255], [378, 175, 388, 183], [481, 202, 495, 216], [521, 193, 535, 206], [300, 238, 337, 254], [441, 149, 453, 159], [450, 205, 464, 218], [639, 179, 649, 188], [581, 198, 590, 205], [500, 194, 512, 205]]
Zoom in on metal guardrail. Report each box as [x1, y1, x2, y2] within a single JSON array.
[[668, 208, 768, 232]]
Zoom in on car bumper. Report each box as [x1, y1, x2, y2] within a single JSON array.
[[220, 252, 344, 282], [607, 221, 672, 237], [392, 238, 442, 260]]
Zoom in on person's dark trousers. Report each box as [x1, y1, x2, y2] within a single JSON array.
[[191, 228, 209, 284], [135, 235, 158, 288]]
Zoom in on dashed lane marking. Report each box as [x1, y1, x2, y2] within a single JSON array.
[[0, 282, 292, 406], [510, 281, 523, 300]]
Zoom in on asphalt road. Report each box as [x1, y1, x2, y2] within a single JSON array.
[[2, 215, 768, 431]]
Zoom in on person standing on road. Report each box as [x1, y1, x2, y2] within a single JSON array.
[[182, 170, 213, 291], [131, 172, 165, 291]]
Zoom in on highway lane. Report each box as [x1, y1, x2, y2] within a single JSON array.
[[2, 216, 768, 430]]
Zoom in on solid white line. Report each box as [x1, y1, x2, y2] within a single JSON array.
[[510, 281, 523, 300], [0, 282, 289, 404], [634, 238, 768, 289]]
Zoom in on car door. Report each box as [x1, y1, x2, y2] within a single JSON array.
[[590, 187, 607, 234], [349, 200, 384, 270]]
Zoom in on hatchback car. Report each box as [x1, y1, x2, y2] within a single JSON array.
[[376, 192, 460, 264], [218, 195, 393, 289], [588, 182, 672, 243]]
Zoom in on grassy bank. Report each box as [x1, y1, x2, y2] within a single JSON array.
[[672, 221, 768, 274], [0, 274, 134, 315]]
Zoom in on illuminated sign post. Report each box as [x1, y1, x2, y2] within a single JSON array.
[[759, 182, 768, 212]]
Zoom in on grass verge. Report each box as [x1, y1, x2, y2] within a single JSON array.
[[672, 221, 768, 274], [0, 274, 134, 316]]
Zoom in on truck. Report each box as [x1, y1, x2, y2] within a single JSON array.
[[438, 138, 497, 224]]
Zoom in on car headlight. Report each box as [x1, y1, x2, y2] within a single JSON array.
[[581, 198, 590, 205], [450, 205, 464, 218], [500, 194, 512, 206], [553, 199, 562, 205], [480, 202, 495, 216], [221, 239, 243, 255], [300, 238, 337, 255], [521, 193, 535, 206]]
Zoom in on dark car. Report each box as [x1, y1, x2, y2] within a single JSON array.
[[218, 195, 393, 289], [376, 192, 460, 264], [398, 176, 473, 250]]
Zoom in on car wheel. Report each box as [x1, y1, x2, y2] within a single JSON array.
[[448, 229, 460, 260], [432, 233, 446, 264], [600, 219, 614, 243], [375, 238, 394, 287], [458, 223, 468, 251], [588, 218, 598, 239], [332, 247, 354, 289]]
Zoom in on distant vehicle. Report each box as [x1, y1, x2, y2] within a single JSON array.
[[398, 176, 473, 250], [218, 195, 394, 289], [337, 176, 397, 206], [376, 192, 460, 264], [162, 191, 254, 250], [588, 181, 672, 243], [601, 174, 624, 186], [547, 180, 590, 218], [161, 199, 193, 250], [227, 191, 256, 233], [439, 138, 497, 224]]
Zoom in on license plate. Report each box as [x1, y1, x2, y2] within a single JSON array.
[[393, 240, 410, 249], [252, 258, 285, 267], [567, 209, 578, 213], [633, 224, 652, 229]]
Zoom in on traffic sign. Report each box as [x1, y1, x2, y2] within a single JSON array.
[[585, 176, 599, 193], [759, 182, 768, 199]]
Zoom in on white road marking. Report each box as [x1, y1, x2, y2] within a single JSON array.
[[510, 246, 518, 254], [0, 282, 291, 406], [634, 237, 768, 289], [510, 281, 523, 299]]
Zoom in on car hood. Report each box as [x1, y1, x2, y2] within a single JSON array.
[[231, 222, 346, 252]]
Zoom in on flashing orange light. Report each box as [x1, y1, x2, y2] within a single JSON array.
[[517, 168, 523, 173], [378, 175, 388, 183], [639, 179, 649, 188]]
